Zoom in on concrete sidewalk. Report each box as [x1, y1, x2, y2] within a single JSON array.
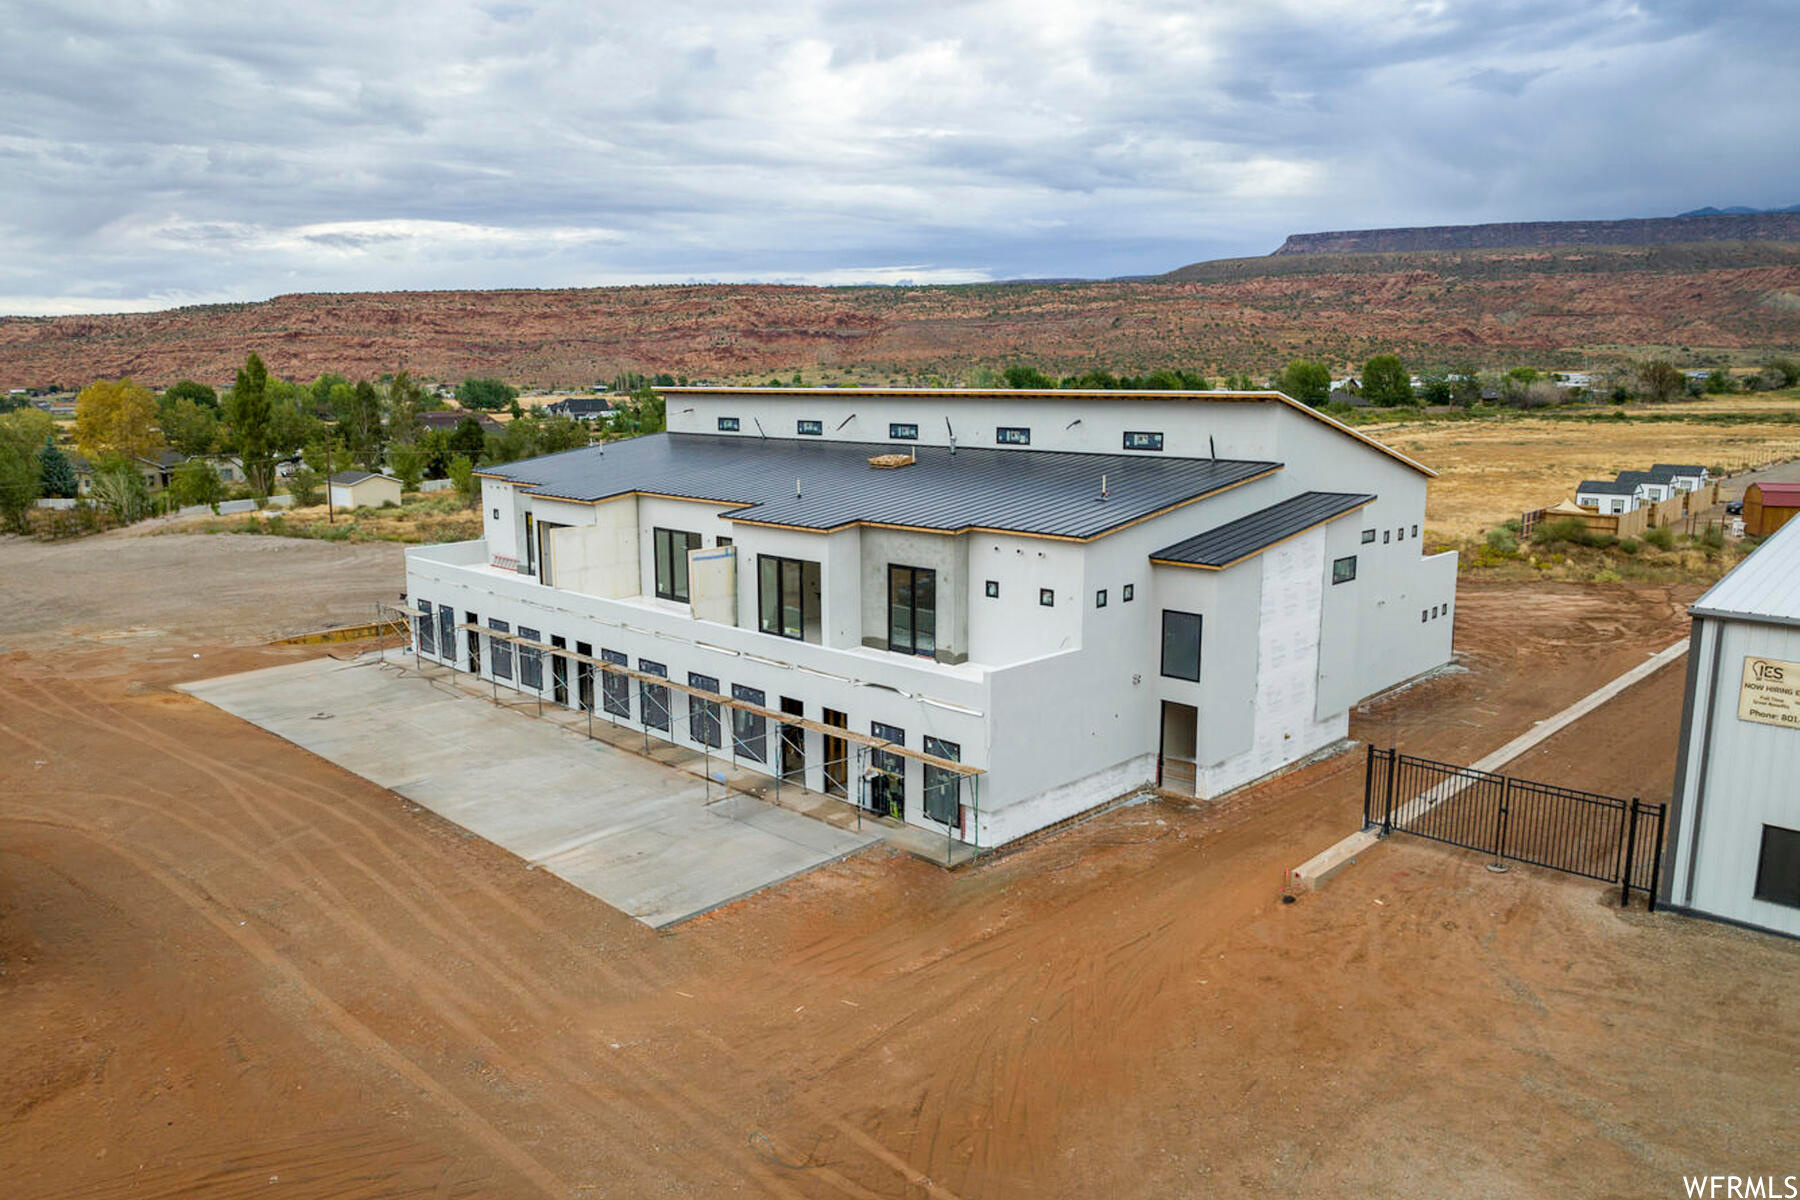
[[182, 655, 877, 928]]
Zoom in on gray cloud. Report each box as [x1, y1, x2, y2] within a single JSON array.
[[0, 0, 1795, 314]]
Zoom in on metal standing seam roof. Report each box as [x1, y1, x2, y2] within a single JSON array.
[[1652, 463, 1707, 475], [1578, 479, 1641, 495], [1148, 491, 1376, 569], [476, 433, 1281, 540], [1749, 482, 1800, 504], [1690, 513, 1800, 627], [330, 470, 391, 485]]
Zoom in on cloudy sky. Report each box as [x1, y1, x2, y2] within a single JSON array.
[[2, 0, 1796, 315]]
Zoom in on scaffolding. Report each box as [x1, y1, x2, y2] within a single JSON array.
[[384, 605, 984, 865]]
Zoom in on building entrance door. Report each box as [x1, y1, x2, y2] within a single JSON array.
[[575, 641, 594, 711], [779, 697, 805, 783], [1158, 700, 1198, 794], [550, 635, 568, 706], [465, 612, 480, 674], [821, 708, 849, 798]]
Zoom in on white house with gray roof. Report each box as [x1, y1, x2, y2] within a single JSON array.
[[402, 388, 1457, 849]]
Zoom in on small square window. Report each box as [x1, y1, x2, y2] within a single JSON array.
[[1383, 530, 1391, 544], [491, 508, 499, 520], [1096, 589, 1107, 608], [1396, 527, 1404, 541], [1123, 584, 1134, 602], [1332, 555, 1357, 585], [1361, 529, 1376, 544], [1123, 431, 1164, 451], [996, 426, 1031, 446], [717, 416, 740, 432], [1412, 524, 1419, 538], [1039, 588, 1054, 607], [796, 419, 822, 436], [985, 579, 999, 598], [1422, 609, 1429, 623], [889, 422, 918, 440]]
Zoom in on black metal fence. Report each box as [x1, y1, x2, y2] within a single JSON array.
[[1363, 746, 1665, 908]]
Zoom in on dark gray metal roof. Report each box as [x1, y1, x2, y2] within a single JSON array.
[[1652, 463, 1706, 475], [1149, 491, 1375, 568], [330, 470, 388, 485], [479, 433, 1280, 539], [1578, 479, 1640, 495]]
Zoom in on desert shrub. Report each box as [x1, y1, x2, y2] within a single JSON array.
[[1485, 528, 1519, 555], [1698, 524, 1725, 550], [1643, 526, 1675, 551], [287, 465, 322, 507], [1532, 518, 1613, 548], [1594, 568, 1623, 583], [1619, 538, 1640, 555]]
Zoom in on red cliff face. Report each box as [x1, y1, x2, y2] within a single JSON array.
[[1272, 213, 1800, 255], [3, 241, 1798, 388]]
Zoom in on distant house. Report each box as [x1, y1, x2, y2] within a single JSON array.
[[1615, 469, 1676, 504], [1576, 479, 1641, 514], [417, 409, 503, 436], [1652, 463, 1710, 492], [328, 470, 404, 509], [135, 450, 187, 491], [543, 396, 613, 420], [66, 452, 94, 497]]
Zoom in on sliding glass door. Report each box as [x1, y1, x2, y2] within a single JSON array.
[[757, 555, 821, 642], [887, 565, 936, 657]]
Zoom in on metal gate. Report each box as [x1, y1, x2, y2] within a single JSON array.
[[1362, 746, 1666, 908]]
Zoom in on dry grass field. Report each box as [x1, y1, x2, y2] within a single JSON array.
[[1370, 393, 1800, 539]]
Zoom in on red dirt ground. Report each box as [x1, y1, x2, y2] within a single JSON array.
[[3, 538, 1796, 1198]]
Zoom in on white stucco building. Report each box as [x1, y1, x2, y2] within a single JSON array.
[[402, 388, 1458, 849], [1664, 516, 1800, 937]]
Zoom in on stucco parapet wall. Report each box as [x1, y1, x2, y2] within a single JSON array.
[[405, 540, 989, 713]]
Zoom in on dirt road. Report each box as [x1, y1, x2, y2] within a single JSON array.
[[3, 534, 1796, 1197]]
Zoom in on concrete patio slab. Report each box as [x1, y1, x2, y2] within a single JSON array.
[[181, 655, 877, 927]]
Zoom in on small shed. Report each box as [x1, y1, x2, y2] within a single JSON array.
[[1665, 515, 1800, 937], [1743, 482, 1800, 538], [328, 470, 403, 509]]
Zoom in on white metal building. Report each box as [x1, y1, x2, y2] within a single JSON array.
[[1664, 516, 1800, 937], [403, 388, 1458, 849]]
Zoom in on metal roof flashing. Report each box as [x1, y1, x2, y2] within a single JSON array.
[[1689, 515, 1800, 627]]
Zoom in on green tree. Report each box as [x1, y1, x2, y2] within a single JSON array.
[[160, 396, 221, 457], [169, 456, 226, 512], [162, 379, 219, 410], [457, 377, 518, 411], [536, 415, 589, 454], [448, 453, 478, 509], [1001, 364, 1054, 389], [1637, 360, 1684, 403], [389, 440, 426, 492], [90, 455, 152, 523], [0, 431, 42, 530], [76, 377, 164, 460], [387, 369, 425, 446], [1416, 372, 1453, 406], [448, 415, 487, 461], [1277, 359, 1331, 407], [1703, 369, 1737, 394], [286, 464, 324, 508], [304, 436, 354, 522], [225, 352, 277, 496], [1448, 368, 1483, 407], [417, 428, 452, 478], [1760, 356, 1799, 388], [343, 380, 386, 470], [38, 436, 78, 498], [1361, 355, 1414, 406]]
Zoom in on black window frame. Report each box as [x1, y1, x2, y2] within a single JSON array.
[[688, 672, 722, 749], [888, 422, 918, 441], [1039, 588, 1054, 607], [995, 426, 1031, 446], [1123, 583, 1134, 603], [416, 598, 436, 656], [870, 721, 906, 819], [887, 564, 937, 658], [984, 579, 999, 599], [437, 602, 455, 660], [716, 416, 740, 432], [600, 649, 629, 718], [731, 684, 766, 763], [796, 419, 823, 436], [922, 735, 962, 828], [1412, 524, 1419, 538], [1123, 431, 1164, 451], [653, 527, 703, 602], [488, 618, 513, 681], [1095, 588, 1107, 608], [1332, 555, 1358, 585], [1361, 529, 1376, 544], [1383, 530, 1391, 544], [758, 554, 821, 642], [638, 659, 670, 731], [1754, 825, 1800, 910], [1160, 610, 1203, 683], [518, 625, 544, 691]]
